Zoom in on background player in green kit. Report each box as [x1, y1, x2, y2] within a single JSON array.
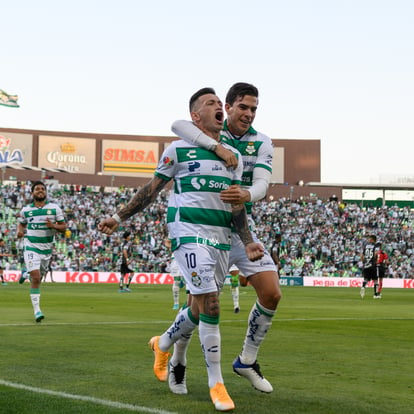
[[165, 238, 186, 310], [227, 264, 241, 313], [17, 181, 67, 322]]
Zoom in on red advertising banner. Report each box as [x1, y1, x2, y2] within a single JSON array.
[[303, 277, 413, 288], [4, 271, 174, 284], [4, 272, 414, 288]]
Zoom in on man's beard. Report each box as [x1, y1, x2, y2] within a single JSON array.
[[34, 195, 46, 202]]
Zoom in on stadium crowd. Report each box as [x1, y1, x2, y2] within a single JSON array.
[[1, 181, 413, 279]]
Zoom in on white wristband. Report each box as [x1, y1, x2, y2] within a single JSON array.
[[112, 213, 122, 224]]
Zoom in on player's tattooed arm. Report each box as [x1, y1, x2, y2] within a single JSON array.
[[231, 204, 253, 246], [231, 203, 264, 262], [118, 176, 168, 221]]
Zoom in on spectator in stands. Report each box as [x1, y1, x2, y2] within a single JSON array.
[[1, 182, 413, 279]]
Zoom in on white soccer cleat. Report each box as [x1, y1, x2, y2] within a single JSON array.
[[232, 356, 273, 393], [168, 362, 187, 394]]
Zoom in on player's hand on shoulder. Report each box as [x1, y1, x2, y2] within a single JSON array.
[[221, 185, 250, 204], [215, 144, 238, 168]]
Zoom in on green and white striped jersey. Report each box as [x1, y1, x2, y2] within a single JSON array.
[[18, 202, 65, 255], [221, 120, 273, 214], [155, 140, 243, 251]]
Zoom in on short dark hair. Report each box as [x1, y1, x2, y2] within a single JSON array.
[[189, 87, 216, 112], [123, 231, 131, 239], [31, 181, 46, 193], [226, 82, 258, 105]]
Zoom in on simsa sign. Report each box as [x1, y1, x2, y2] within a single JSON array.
[[102, 140, 159, 177]]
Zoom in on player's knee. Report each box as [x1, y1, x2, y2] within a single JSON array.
[[274, 287, 282, 303], [203, 292, 220, 317], [269, 289, 282, 308], [260, 287, 282, 310]]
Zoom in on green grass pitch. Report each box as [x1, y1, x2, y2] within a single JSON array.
[[1, 283, 413, 414]]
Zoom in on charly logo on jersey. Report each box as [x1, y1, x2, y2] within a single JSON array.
[[188, 161, 201, 172], [185, 149, 197, 159], [245, 142, 256, 155], [191, 271, 201, 287]]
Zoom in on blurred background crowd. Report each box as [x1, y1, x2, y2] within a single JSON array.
[[1, 182, 413, 279]]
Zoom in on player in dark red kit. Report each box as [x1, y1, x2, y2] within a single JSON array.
[[376, 243, 389, 299]]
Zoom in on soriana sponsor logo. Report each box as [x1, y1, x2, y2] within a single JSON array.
[[102, 140, 158, 177]]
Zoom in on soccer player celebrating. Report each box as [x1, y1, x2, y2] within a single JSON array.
[[17, 181, 67, 322], [171, 82, 281, 393], [98, 87, 264, 411]]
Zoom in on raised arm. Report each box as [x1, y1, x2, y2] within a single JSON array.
[[172, 120, 238, 168], [98, 176, 169, 235], [220, 168, 271, 205], [247, 135, 273, 202], [247, 167, 272, 202]]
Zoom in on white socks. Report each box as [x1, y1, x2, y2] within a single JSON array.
[[159, 307, 198, 352], [240, 301, 275, 365]]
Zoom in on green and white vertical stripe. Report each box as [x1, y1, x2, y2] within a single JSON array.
[[18, 202, 65, 255], [155, 141, 243, 251]]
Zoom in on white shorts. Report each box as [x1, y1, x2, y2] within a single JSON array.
[[173, 243, 229, 295], [24, 250, 51, 276], [229, 232, 277, 277]]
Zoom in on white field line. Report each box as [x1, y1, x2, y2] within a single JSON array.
[[0, 379, 177, 414], [0, 316, 413, 328]]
